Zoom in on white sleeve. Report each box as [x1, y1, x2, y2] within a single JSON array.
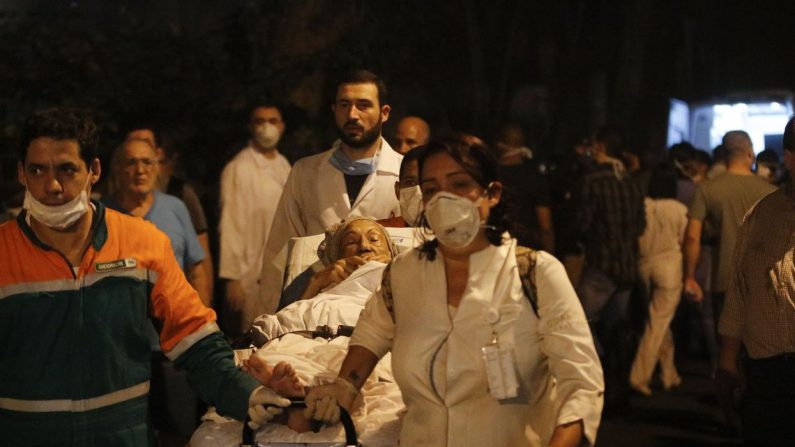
[[258, 165, 307, 314], [535, 252, 604, 446], [349, 266, 396, 359], [218, 162, 248, 280]]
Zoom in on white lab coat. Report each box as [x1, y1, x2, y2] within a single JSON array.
[[218, 146, 291, 326], [351, 241, 605, 447], [256, 138, 402, 315]]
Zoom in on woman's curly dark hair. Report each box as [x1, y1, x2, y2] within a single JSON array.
[[416, 134, 512, 260]]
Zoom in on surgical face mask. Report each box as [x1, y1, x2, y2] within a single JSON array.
[[424, 191, 484, 249], [329, 147, 380, 176], [253, 122, 280, 148], [23, 172, 92, 230], [399, 185, 422, 226]]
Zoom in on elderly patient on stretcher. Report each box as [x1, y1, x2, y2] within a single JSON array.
[[235, 217, 401, 437], [249, 216, 397, 344]]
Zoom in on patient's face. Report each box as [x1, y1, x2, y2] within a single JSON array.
[[338, 220, 392, 261]]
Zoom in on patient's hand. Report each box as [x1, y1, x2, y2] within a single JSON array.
[[300, 256, 367, 301]]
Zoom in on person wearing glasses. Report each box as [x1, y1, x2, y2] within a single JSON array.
[[103, 137, 211, 304], [102, 136, 214, 444]]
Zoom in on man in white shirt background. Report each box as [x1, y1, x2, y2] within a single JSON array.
[[257, 70, 402, 315], [218, 104, 292, 335]]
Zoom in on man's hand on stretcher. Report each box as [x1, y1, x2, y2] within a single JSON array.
[[300, 254, 391, 301], [245, 355, 310, 431], [302, 377, 360, 425], [248, 387, 290, 430]]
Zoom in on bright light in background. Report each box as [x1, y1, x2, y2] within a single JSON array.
[[668, 95, 794, 154], [706, 101, 791, 153]]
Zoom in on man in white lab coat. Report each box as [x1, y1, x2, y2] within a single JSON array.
[[257, 70, 402, 315], [219, 104, 292, 335]]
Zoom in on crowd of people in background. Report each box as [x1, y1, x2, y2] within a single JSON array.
[[2, 68, 795, 447]]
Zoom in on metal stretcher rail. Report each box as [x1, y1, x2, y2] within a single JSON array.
[[241, 399, 360, 447]]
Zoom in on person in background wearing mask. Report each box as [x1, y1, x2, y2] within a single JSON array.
[[378, 145, 424, 227], [218, 103, 292, 336], [258, 70, 402, 315], [0, 107, 290, 446], [393, 115, 430, 155], [303, 136, 603, 447]]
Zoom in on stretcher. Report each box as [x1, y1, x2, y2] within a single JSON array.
[[240, 400, 360, 447], [191, 229, 411, 446], [189, 335, 403, 446]]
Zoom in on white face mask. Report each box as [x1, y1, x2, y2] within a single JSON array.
[[253, 122, 281, 149], [23, 172, 92, 230], [399, 185, 422, 226], [424, 191, 484, 249]]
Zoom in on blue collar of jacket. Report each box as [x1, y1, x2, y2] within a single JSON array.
[[17, 199, 109, 252]]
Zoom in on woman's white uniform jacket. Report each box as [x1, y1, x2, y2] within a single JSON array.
[[258, 139, 402, 314], [351, 240, 604, 446]]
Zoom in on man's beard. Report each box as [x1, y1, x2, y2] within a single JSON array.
[[338, 119, 382, 149]]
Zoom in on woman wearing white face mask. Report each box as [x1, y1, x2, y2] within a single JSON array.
[[303, 136, 604, 447]]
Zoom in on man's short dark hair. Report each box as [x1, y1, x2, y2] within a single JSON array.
[[784, 116, 795, 152], [692, 149, 713, 167], [399, 145, 424, 179], [20, 107, 99, 166], [335, 70, 388, 107], [250, 102, 282, 117], [593, 126, 624, 158], [668, 142, 696, 164], [712, 144, 727, 164], [648, 162, 678, 199]]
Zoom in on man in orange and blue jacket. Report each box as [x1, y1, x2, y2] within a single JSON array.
[[0, 107, 289, 446]]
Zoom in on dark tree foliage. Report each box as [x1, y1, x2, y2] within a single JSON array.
[[2, 0, 794, 204]]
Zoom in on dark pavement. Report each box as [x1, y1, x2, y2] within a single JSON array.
[[596, 359, 742, 447]]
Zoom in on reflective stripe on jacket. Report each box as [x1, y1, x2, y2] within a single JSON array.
[[0, 202, 258, 446]]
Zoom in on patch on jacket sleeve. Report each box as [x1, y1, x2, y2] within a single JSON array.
[[95, 258, 138, 272]]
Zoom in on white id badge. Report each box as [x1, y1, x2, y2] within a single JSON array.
[[482, 341, 519, 400]]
